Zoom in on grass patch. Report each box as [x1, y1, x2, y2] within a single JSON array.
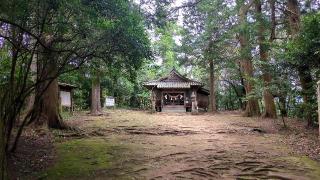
[[38, 138, 120, 179]]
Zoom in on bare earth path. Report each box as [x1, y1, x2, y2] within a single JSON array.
[[51, 110, 320, 179]]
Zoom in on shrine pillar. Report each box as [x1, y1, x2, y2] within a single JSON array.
[[191, 90, 198, 113], [151, 90, 156, 113]]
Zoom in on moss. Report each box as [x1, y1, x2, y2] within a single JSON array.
[[60, 110, 72, 120], [38, 138, 121, 179], [280, 156, 320, 179]]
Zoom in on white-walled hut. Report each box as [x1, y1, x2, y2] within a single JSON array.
[[143, 69, 209, 112], [58, 82, 76, 112]]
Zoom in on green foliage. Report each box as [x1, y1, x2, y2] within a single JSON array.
[[284, 12, 320, 123]]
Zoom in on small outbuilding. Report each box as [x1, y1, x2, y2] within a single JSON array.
[[143, 69, 209, 112], [58, 82, 76, 112]]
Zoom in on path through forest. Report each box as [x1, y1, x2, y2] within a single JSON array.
[[41, 110, 320, 179]]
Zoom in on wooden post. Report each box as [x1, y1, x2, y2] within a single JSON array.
[[317, 80, 320, 138], [151, 90, 156, 113], [191, 90, 198, 114], [70, 89, 74, 115]]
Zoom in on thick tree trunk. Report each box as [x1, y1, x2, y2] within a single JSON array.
[[239, 3, 260, 117], [43, 77, 65, 128], [298, 65, 314, 126], [26, 52, 37, 112], [255, 0, 277, 118], [90, 75, 102, 115], [287, 0, 315, 126], [0, 120, 8, 180], [287, 0, 300, 37], [317, 81, 320, 137], [209, 59, 217, 113], [35, 36, 65, 129], [35, 65, 65, 128], [240, 58, 260, 117]]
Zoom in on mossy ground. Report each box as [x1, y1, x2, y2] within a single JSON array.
[[37, 138, 123, 179], [280, 156, 320, 179], [31, 110, 320, 179]]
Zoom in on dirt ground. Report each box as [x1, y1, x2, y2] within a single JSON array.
[[9, 109, 320, 179]]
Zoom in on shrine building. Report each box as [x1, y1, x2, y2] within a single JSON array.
[[143, 69, 209, 112]]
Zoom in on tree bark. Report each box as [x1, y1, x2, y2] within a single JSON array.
[[25, 51, 37, 112], [239, 2, 261, 117], [209, 59, 217, 113], [238, 62, 247, 110], [317, 81, 320, 137], [43, 76, 65, 128], [0, 119, 8, 180], [287, 0, 300, 37], [90, 74, 102, 115], [36, 64, 65, 128], [287, 0, 315, 126], [34, 36, 65, 129], [255, 0, 277, 118], [298, 65, 314, 126]]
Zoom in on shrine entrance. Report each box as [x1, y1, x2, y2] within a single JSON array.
[[163, 92, 185, 106]]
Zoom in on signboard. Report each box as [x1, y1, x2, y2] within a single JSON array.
[[105, 96, 115, 107], [60, 91, 71, 107]]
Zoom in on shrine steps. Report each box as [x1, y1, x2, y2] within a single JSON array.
[[162, 106, 186, 112]]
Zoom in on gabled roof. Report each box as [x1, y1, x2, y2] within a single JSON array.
[[143, 69, 204, 89], [58, 82, 77, 89]]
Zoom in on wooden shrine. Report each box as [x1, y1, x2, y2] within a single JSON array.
[[143, 69, 209, 112]]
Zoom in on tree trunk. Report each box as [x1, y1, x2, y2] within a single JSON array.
[[317, 81, 320, 137], [238, 62, 247, 110], [25, 52, 37, 112], [287, 0, 315, 126], [255, 0, 277, 118], [240, 56, 260, 117], [43, 77, 65, 128], [209, 59, 217, 113], [279, 96, 288, 117], [287, 0, 300, 37], [90, 75, 102, 115], [0, 120, 8, 180], [239, 3, 260, 117], [36, 64, 65, 128], [34, 36, 65, 129], [298, 65, 314, 126]]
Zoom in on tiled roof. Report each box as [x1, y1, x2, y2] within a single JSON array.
[[58, 82, 77, 88], [143, 69, 204, 89]]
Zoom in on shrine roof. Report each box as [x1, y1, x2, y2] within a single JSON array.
[[58, 82, 77, 89], [143, 69, 204, 89]]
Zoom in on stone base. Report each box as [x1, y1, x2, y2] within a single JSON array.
[[162, 106, 186, 113]]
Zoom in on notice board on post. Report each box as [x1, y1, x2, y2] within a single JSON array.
[[60, 91, 71, 107], [105, 96, 115, 107]]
